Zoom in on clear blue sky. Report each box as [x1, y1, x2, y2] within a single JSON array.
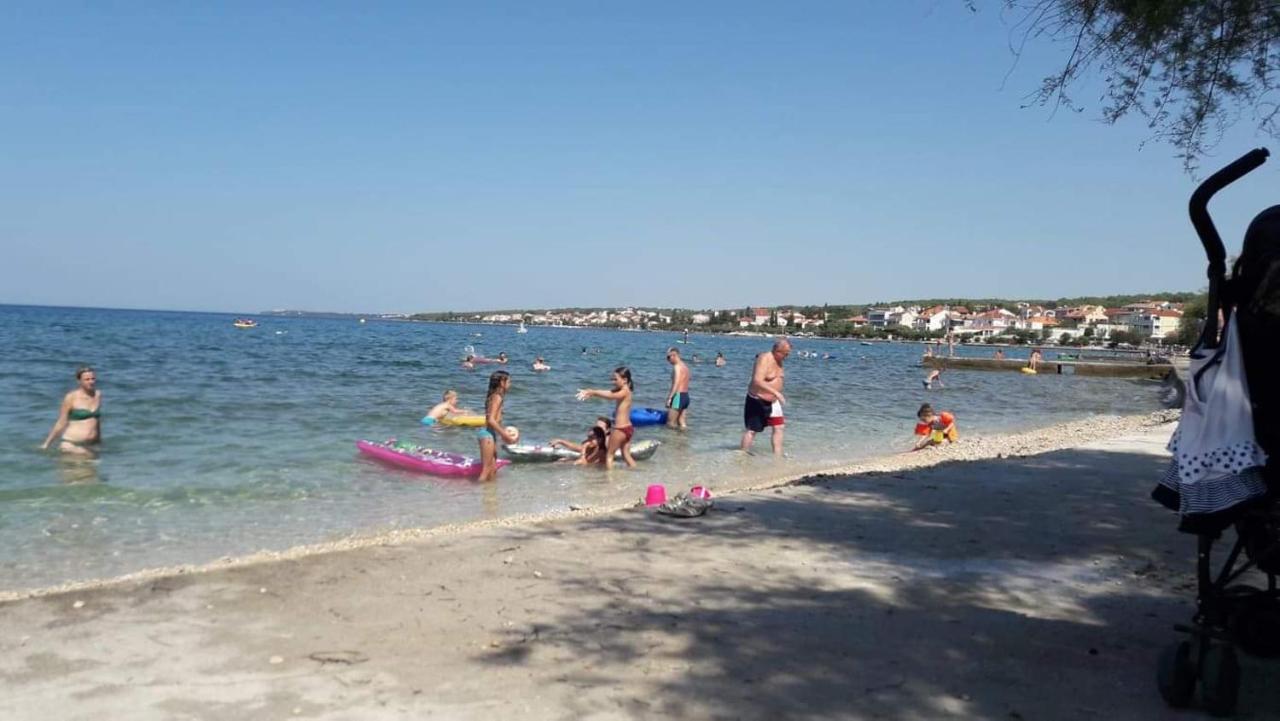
[[3, 1, 1276, 313]]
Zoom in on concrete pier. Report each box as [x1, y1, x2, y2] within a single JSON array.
[[923, 356, 1174, 379]]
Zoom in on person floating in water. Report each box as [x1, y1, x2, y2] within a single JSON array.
[[423, 390, 466, 425], [912, 403, 958, 451], [42, 366, 101, 456], [715, 352, 726, 367], [532, 357, 551, 372], [461, 354, 476, 370], [496, 352, 509, 364], [665, 347, 692, 429]]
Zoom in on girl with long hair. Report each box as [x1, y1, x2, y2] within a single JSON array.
[[479, 370, 517, 481], [576, 366, 636, 469]]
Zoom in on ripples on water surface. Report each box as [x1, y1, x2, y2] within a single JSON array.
[[0, 305, 1162, 590]]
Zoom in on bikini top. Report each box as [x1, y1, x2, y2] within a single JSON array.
[[68, 407, 100, 421]]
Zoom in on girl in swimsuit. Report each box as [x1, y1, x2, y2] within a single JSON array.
[[576, 367, 636, 469], [550, 417, 612, 465], [478, 371, 517, 482], [42, 367, 102, 456]]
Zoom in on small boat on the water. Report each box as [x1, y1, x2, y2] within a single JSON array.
[[233, 318, 258, 329]]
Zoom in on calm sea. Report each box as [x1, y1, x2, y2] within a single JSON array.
[[0, 305, 1163, 591]]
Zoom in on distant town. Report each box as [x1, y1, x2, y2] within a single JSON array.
[[338, 292, 1202, 347]]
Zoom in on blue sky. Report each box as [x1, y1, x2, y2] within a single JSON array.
[[3, 1, 1276, 313]]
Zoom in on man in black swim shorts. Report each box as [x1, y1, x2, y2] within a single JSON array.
[[741, 339, 789, 455]]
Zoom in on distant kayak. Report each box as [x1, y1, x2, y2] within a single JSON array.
[[503, 439, 662, 463], [630, 407, 669, 426], [356, 439, 507, 477]]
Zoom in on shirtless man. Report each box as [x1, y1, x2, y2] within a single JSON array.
[[741, 339, 790, 455], [665, 347, 691, 429]]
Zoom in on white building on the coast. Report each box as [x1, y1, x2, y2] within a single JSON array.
[[961, 308, 1018, 336], [691, 313, 711, 325], [1129, 309, 1183, 339], [914, 305, 952, 332]]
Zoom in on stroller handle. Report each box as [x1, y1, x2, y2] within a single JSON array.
[[1189, 147, 1269, 348], [1190, 148, 1270, 266]]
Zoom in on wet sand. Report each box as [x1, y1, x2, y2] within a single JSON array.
[[6, 411, 1277, 720]]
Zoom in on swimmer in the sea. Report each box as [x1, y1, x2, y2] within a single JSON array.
[[42, 366, 102, 456], [423, 390, 465, 425]]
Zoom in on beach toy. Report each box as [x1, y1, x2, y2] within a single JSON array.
[[1021, 367, 1038, 375], [437, 415, 486, 427], [503, 439, 662, 463], [356, 440, 508, 478], [644, 484, 667, 506], [689, 486, 712, 500], [630, 407, 669, 427], [502, 444, 581, 462], [505, 426, 520, 443]]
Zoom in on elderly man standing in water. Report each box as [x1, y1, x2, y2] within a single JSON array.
[[741, 339, 790, 455]]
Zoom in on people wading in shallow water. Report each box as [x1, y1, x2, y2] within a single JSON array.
[[741, 339, 790, 455], [42, 367, 102, 456], [576, 367, 636, 469], [478, 370, 519, 482], [665, 347, 692, 429]]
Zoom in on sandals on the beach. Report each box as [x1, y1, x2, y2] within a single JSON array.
[[656, 492, 712, 518]]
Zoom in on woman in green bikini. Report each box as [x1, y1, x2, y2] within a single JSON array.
[[42, 367, 102, 456]]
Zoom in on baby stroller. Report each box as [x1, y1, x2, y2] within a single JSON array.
[[1152, 148, 1280, 716]]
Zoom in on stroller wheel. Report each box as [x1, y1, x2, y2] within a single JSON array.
[[1200, 643, 1241, 717], [1157, 640, 1196, 708]]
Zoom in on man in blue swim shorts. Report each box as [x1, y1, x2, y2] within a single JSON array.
[[665, 347, 692, 429]]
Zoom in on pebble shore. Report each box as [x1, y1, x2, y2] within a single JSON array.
[[0, 409, 1180, 603]]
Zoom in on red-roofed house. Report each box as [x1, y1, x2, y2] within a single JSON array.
[[962, 308, 1017, 336]]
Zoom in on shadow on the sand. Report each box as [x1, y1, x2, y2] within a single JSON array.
[[479, 445, 1280, 720]]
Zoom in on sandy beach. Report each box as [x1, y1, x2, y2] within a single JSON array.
[[8, 410, 1276, 720]]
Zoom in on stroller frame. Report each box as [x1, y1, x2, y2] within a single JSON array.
[[1156, 147, 1280, 717]]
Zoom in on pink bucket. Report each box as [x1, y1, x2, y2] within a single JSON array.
[[689, 486, 712, 500], [644, 484, 667, 506]]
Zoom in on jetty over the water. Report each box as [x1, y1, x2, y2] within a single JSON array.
[[923, 356, 1174, 379]]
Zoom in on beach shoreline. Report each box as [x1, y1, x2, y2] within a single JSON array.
[[0, 409, 1178, 604], [4, 410, 1228, 721]]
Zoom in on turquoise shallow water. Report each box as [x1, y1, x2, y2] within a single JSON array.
[[0, 305, 1163, 591]]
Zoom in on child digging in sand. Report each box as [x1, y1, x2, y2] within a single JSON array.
[[912, 403, 958, 451]]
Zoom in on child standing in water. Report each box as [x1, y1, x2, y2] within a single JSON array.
[[912, 403, 958, 450], [478, 371, 518, 481], [576, 367, 636, 469]]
